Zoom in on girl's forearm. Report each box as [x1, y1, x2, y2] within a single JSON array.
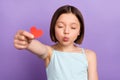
[[27, 39, 48, 59]]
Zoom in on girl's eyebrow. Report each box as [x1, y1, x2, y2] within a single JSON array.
[[71, 23, 79, 26], [71, 23, 77, 25], [56, 21, 64, 24], [56, 21, 65, 25], [57, 21, 78, 24], [56, 21, 79, 26]]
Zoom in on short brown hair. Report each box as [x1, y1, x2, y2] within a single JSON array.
[[50, 5, 84, 44]]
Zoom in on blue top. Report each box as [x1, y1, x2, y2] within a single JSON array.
[[46, 48, 88, 80]]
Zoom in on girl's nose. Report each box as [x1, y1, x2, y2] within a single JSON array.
[[64, 27, 69, 34]]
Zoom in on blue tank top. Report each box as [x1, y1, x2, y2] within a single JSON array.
[[46, 48, 88, 80]]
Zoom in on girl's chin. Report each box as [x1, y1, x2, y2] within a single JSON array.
[[58, 42, 74, 46]]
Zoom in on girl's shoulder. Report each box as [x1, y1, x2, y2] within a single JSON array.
[[84, 48, 96, 55], [84, 48, 97, 63]]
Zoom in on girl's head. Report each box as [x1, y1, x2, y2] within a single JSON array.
[[50, 5, 84, 44]]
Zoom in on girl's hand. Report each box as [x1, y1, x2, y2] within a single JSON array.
[[14, 30, 52, 60], [14, 30, 34, 50]]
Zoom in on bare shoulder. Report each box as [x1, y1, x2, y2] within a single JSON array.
[[84, 49, 97, 62], [85, 49, 97, 56]]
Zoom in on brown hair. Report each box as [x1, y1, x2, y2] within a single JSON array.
[[50, 5, 85, 44]]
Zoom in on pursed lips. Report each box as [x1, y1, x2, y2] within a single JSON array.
[[63, 37, 69, 42]]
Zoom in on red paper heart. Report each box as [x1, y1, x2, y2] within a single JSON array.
[[30, 26, 43, 38]]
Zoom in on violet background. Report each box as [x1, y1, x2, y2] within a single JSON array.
[[0, 0, 120, 80]]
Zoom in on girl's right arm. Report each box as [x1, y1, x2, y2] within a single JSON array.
[[14, 30, 51, 59]]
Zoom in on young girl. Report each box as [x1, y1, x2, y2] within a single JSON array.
[[14, 5, 98, 80]]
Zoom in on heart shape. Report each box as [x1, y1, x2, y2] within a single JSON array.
[[30, 26, 43, 38]]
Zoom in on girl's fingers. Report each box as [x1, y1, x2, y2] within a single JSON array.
[[15, 30, 34, 41], [15, 34, 27, 41], [14, 39, 28, 49], [14, 30, 34, 49], [14, 39, 28, 46], [14, 44, 28, 50], [22, 31, 34, 39]]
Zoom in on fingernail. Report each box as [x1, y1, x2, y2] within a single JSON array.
[[31, 35, 34, 38]]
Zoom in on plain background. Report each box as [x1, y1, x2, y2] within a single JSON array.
[[0, 0, 120, 80]]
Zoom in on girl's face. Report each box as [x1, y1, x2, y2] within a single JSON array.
[[55, 13, 80, 46]]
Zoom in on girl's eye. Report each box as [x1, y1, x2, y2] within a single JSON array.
[[71, 27, 76, 29], [58, 26, 63, 28]]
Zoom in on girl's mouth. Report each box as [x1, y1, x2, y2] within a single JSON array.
[[63, 37, 69, 42]]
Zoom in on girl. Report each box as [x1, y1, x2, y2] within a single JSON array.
[[14, 5, 98, 80]]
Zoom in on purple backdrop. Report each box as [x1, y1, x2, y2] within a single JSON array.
[[0, 0, 120, 80]]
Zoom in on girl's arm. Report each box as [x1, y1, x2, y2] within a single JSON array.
[[14, 30, 51, 59], [86, 49, 98, 80]]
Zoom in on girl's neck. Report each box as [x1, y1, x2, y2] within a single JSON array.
[[54, 43, 78, 52]]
